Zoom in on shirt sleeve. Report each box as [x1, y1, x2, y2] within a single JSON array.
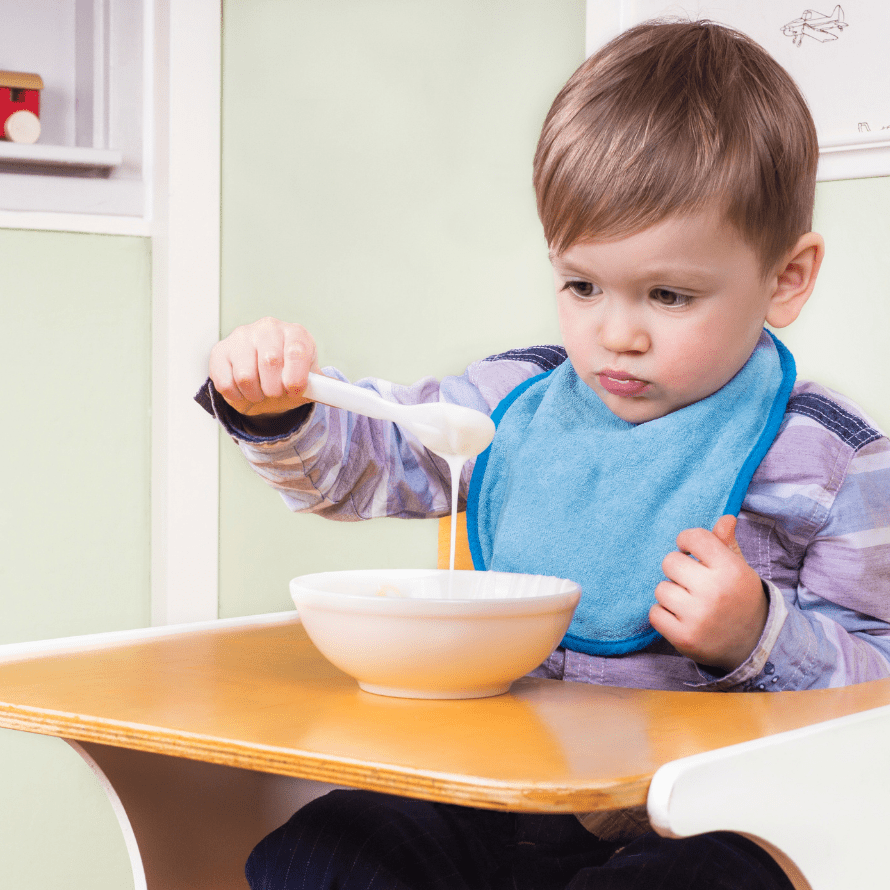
[[194, 353, 553, 521], [696, 431, 890, 691]]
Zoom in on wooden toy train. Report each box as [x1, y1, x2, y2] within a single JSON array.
[[0, 70, 44, 144]]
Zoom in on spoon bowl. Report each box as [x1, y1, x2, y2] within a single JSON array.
[[304, 372, 495, 459]]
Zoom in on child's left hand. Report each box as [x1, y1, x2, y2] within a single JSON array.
[[649, 515, 768, 673]]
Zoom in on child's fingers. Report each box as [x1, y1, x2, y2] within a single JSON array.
[[661, 548, 705, 590], [255, 326, 288, 399], [649, 583, 689, 639], [651, 579, 720, 661], [209, 342, 255, 413], [711, 514, 743, 557], [227, 339, 266, 406], [674, 526, 733, 567], [648, 602, 676, 637], [280, 327, 318, 393], [209, 318, 320, 415]]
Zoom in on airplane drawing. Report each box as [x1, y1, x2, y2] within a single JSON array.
[[782, 6, 848, 47]]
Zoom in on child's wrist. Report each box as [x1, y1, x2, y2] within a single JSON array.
[[238, 404, 313, 438]]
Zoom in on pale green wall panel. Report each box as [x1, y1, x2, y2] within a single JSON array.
[[0, 731, 135, 890], [778, 176, 890, 433], [0, 228, 149, 890], [219, 0, 585, 617], [0, 229, 152, 641]]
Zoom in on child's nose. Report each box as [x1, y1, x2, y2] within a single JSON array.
[[597, 302, 649, 354]]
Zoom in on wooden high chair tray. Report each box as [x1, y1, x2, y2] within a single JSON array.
[[1, 613, 889, 813]]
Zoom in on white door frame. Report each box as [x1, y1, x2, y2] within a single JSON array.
[[150, 0, 221, 624]]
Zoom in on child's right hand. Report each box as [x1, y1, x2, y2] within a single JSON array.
[[208, 317, 321, 416]]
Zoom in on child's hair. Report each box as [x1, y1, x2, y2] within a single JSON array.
[[533, 20, 818, 274]]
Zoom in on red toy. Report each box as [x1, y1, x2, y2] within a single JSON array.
[[0, 70, 43, 144]]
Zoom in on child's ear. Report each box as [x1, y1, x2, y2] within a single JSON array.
[[765, 232, 825, 329]]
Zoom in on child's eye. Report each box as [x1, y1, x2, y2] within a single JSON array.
[[650, 288, 691, 308], [562, 280, 602, 299]]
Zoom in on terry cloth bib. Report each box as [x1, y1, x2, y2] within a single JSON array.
[[466, 330, 796, 656]]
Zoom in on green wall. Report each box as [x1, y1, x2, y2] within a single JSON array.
[[219, 0, 585, 618], [778, 176, 890, 434], [0, 229, 150, 887], [0, 230, 152, 642]]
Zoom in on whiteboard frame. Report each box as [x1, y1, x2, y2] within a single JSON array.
[[585, 1, 890, 182]]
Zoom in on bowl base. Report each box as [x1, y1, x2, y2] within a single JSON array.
[[358, 681, 512, 700]]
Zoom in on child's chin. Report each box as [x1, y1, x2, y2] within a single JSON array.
[[600, 393, 670, 424]]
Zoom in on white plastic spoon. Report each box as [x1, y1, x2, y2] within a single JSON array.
[[303, 372, 495, 460]]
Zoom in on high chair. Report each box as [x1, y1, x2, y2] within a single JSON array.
[[438, 512, 890, 890], [0, 517, 886, 890]]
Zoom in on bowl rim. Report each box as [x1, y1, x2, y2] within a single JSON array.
[[289, 568, 581, 615]]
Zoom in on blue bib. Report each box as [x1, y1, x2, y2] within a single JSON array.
[[466, 330, 795, 656]]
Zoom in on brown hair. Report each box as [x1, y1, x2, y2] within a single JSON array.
[[533, 20, 818, 274]]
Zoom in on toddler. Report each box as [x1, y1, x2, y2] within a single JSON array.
[[199, 19, 890, 890]]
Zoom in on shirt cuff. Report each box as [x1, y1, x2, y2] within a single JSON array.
[[194, 378, 313, 442], [689, 579, 789, 691]]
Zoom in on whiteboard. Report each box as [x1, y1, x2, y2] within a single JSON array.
[[585, 1, 890, 180]]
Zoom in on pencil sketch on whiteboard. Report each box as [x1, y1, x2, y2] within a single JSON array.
[[595, 1, 889, 176], [781, 6, 848, 48]]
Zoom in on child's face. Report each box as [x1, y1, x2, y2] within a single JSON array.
[[550, 205, 782, 424]]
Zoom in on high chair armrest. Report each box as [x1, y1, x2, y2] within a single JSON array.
[[648, 699, 890, 890]]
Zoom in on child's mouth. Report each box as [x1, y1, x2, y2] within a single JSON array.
[[598, 372, 650, 397]]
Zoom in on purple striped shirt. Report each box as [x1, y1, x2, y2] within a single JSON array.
[[198, 346, 890, 693]]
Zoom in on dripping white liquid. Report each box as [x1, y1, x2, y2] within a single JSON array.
[[446, 455, 464, 573], [432, 451, 472, 596]]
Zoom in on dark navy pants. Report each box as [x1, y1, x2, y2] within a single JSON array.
[[245, 790, 794, 890]]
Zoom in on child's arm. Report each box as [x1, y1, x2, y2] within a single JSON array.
[[747, 434, 890, 689], [652, 406, 890, 689], [652, 506, 890, 686], [204, 317, 459, 519], [201, 320, 551, 520]]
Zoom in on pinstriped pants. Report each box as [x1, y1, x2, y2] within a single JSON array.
[[245, 790, 793, 890]]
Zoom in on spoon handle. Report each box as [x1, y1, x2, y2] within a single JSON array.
[[303, 372, 407, 424]]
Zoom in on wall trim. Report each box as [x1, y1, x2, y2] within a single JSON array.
[[150, 0, 221, 625]]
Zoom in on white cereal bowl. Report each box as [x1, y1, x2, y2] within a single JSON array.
[[290, 569, 581, 699]]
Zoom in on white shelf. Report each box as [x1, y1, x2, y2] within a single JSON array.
[[0, 142, 122, 171], [0, 0, 149, 225]]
